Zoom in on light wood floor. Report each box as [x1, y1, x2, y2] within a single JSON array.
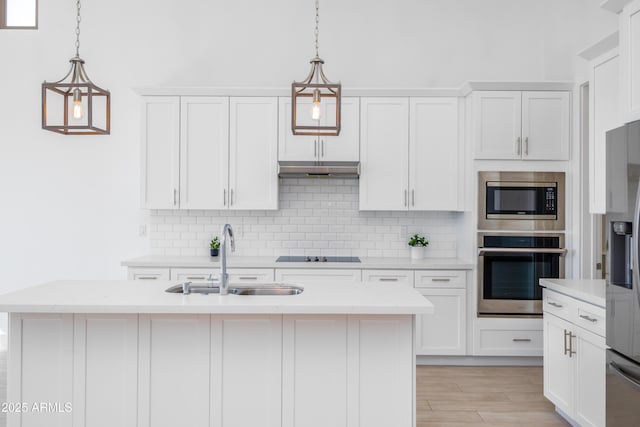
[[0, 354, 566, 427], [417, 365, 569, 426]]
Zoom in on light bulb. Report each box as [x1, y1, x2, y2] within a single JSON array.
[[72, 88, 83, 120], [311, 102, 321, 120], [311, 89, 321, 120]]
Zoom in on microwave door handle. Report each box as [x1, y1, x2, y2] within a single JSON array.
[[478, 248, 567, 256]]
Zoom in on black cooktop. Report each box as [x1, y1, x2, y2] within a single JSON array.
[[276, 256, 361, 263]]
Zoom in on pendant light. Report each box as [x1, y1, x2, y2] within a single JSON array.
[[42, 0, 110, 135], [291, 0, 341, 136]]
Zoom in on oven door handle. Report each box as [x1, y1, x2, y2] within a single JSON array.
[[478, 248, 568, 256], [609, 362, 640, 391]]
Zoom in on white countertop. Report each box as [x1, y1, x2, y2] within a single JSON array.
[[121, 255, 473, 270], [0, 280, 435, 315], [539, 278, 606, 308]]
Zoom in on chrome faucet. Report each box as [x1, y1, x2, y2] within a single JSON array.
[[219, 223, 235, 295]]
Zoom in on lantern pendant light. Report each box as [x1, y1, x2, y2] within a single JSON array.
[[291, 0, 341, 136], [42, 0, 110, 135]]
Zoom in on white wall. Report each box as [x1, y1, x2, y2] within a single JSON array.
[[0, 0, 617, 335]]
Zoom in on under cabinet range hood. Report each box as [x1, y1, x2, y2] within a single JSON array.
[[278, 161, 360, 178]]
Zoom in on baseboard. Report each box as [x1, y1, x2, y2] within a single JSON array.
[[416, 355, 543, 366]]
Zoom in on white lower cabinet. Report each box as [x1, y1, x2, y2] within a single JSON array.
[[170, 268, 274, 283], [414, 270, 467, 356], [275, 268, 362, 284], [362, 269, 414, 285], [543, 289, 605, 427], [128, 267, 170, 281], [473, 318, 543, 356], [9, 313, 414, 427]]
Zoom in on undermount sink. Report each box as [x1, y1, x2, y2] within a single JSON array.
[[165, 283, 304, 296]]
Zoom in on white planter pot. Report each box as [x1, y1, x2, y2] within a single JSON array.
[[410, 246, 425, 260]]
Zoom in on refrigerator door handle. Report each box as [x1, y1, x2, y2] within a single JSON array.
[[610, 361, 640, 391], [633, 178, 640, 305]]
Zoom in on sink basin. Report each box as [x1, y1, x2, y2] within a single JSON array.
[[165, 282, 304, 296], [230, 285, 304, 296]]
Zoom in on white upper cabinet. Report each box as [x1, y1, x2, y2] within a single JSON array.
[[278, 97, 359, 162], [620, 0, 640, 123], [410, 97, 462, 211], [179, 97, 229, 210], [521, 91, 571, 160], [141, 96, 278, 210], [359, 98, 410, 211], [229, 97, 279, 210], [473, 91, 570, 160], [473, 91, 522, 160], [141, 97, 180, 209], [590, 49, 620, 214], [360, 97, 463, 211]]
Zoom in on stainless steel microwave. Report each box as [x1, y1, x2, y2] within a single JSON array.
[[478, 171, 565, 231]]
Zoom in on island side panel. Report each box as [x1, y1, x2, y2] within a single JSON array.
[[72, 314, 138, 427], [7, 313, 74, 427], [137, 314, 211, 427], [347, 315, 414, 427], [282, 315, 348, 427], [210, 315, 282, 427]]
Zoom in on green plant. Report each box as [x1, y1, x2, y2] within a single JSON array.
[[210, 237, 220, 250], [408, 234, 429, 247]]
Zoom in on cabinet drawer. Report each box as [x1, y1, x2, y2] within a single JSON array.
[[275, 269, 362, 284], [575, 301, 605, 338], [477, 329, 543, 356], [362, 270, 413, 286], [228, 268, 274, 283], [128, 268, 170, 281], [414, 270, 465, 288], [171, 268, 215, 282], [543, 289, 575, 320]]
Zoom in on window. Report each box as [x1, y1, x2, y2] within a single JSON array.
[[0, 0, 38, 29]]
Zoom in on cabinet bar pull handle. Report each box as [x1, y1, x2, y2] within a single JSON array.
[[314, 141, 317, 158], [516, 137, 521, 155], [230, 189, 234, 206], [223, 189, 227, 206], [186, 276, 206, 280], [431, 278, 451, 282], [579, 314, 598, 323], [512, 338, 531, 342], [173, 189, 177, 206], [404, 190, 408, 207], [569, 332, 576, 357], [412, 190, 415, 207], [564, 329, 570, 355], [524, 137, 529, 156], [137, 276, 157, 280], [548, 301, 563, 308], [379, 277, 399, 282], [321, 140, 324, 157], [238, 276, 258, 280]]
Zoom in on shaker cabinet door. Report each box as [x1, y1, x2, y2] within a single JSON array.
[[229, 97, 279, 210], [473, 91, 522, 160], [141, 97, 180, 209], [521, 91, 570, 160], [359, 97, 409, 211], [179, 97, 229, 210]]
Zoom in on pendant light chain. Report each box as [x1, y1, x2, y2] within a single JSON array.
[[314, 0, 319, 58], [75, 0, 82, 57]]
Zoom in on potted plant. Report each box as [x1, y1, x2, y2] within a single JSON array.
[[408, 234, 429, 259], [210, 237, 220, 257]]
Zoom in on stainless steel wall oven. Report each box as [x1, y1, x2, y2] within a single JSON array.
[[478, 233, 566, 316]]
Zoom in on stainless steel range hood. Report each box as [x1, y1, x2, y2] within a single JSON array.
[[278, 161, 360, 178]]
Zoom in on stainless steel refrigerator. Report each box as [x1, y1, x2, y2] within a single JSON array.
[[606, 120, 640, 425]]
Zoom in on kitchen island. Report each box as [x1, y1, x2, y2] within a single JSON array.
[[0, 280, 433, 427]]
